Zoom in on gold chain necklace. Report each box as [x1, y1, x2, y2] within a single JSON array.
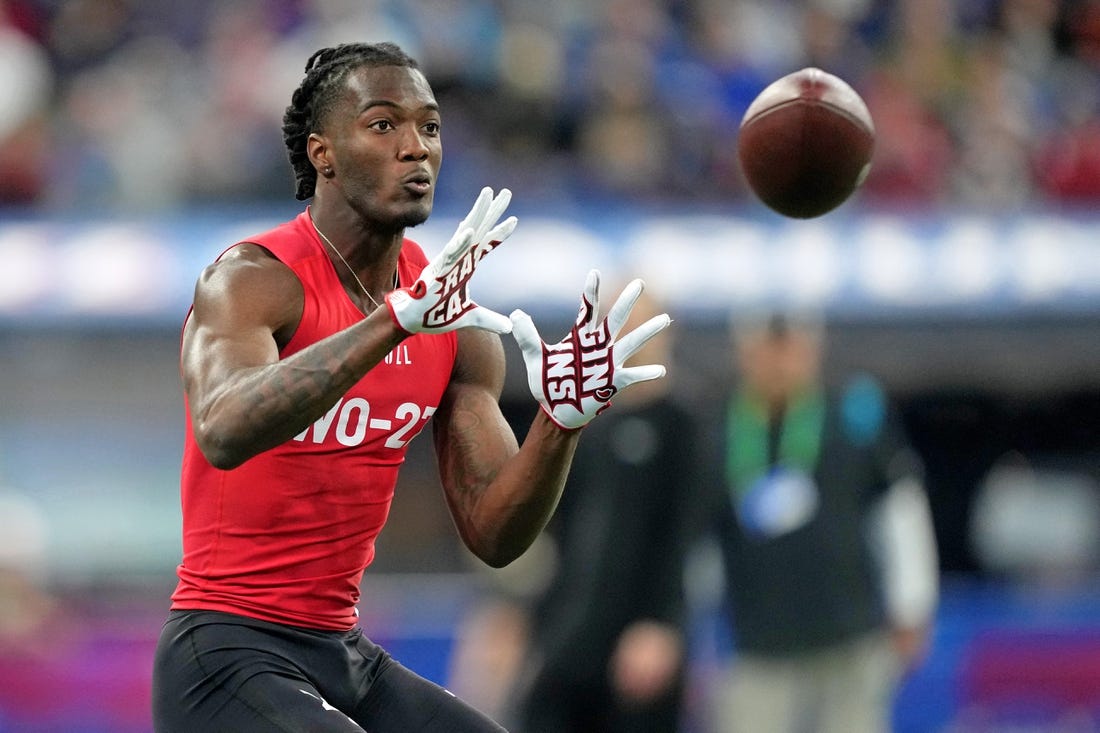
[[311, 216, 397, 310]]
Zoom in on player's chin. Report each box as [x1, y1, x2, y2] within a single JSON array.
[[392, 195, 433, 229]]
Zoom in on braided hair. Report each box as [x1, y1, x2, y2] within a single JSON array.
[[282, 42, 421, 200]]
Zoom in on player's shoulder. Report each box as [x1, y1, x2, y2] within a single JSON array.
[[192, 242, 302, 324], [188, 241, 304, 341], [199, 242, 295, 289]]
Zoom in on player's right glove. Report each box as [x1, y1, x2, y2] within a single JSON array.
[[509, 270, 671, 431], [385, 187, 516, 335]]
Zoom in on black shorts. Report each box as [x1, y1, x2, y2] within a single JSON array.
[[152, 609, 507, 733]]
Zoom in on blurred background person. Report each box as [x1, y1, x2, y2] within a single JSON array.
[[0, 488, 57, 653], [507, 288, 700, 733], [0, 0, 52, 204], [706, 311, 939, 733]]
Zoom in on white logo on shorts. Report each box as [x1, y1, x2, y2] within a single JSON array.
[[299, 689, 338, 712]]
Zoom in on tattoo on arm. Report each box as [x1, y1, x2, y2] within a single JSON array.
[[443, 404, 495, 518], [200, 322, 400, 464]]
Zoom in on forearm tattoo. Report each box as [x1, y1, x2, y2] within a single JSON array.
[[443, 405, 494, 517], [212, 328, 392, 457]]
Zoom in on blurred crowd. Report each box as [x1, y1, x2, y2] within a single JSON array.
[[2, 0, 1100, 213]]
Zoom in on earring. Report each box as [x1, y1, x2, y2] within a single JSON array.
[[322, 166, 333, 178]]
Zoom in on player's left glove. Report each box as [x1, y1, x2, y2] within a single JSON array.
[[509, 270, 671, 431], [385, 186, 516, 335]]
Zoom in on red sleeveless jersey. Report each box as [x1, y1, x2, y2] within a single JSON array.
[[171, 210, 457, 630]]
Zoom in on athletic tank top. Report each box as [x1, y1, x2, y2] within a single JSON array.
[[171, 210, 457, 630]]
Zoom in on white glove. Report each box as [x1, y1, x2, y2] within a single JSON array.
[[510, 270, 671, 430], [385, 187, 517, 334]]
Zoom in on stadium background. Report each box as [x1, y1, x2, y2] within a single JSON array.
[[1, 1, 1099, 731]]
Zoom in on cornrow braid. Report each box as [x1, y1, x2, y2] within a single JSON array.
[[282, 42, 421, 200]]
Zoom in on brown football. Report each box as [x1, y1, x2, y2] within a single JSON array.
[[737, 67, 875, 219]]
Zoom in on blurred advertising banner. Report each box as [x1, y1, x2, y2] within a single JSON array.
[[1, 207, 1099, 325]]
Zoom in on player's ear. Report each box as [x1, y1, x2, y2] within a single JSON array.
[[307, 132, 333, 178]]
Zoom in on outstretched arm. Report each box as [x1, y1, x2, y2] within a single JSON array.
[[435, 273, 672, 567], [433, 329, 580, 567], [182, 244, 405, 470]]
